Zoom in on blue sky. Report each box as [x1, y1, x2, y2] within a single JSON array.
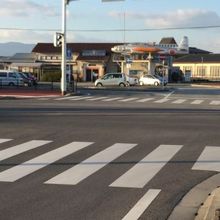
[[1, 0, 220, 52]]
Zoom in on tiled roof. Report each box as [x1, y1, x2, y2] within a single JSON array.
[[189, 47, 211, 54], [32, 43, 123, 54], [159, 37, 177, 45], [174, 54, 220, 63]]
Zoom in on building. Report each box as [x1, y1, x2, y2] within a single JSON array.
[[32, 43, 121, 81], [173, 54, 220, 81]]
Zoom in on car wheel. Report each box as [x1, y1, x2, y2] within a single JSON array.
[[154, 82, 159, 86], [140, 81, 144, 86], [119, 83, 126, 87], [96, 83, 103, 87], [8, 82, 15, 86]]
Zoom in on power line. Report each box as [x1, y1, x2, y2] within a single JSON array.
[[0, 25, 220, 32]]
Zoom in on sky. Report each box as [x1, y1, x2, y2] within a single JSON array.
[[1, 0, 220, 52]]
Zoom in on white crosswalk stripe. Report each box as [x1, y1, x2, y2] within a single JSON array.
[[68, 96, 92, 101], [191, 100, 204, 105], [0, 141, 93, 182], [0, 139, 12, 144], [110, 145, 183, 188], [210, 100, 220, 105], [192, 146, 220, 172], [45, 143, 137, 185], [86, 96, 108, 101], [102, 97, 123, 102], [0, 140, 52, 162], [136, 98, 154, 103], [118, 97, 139, 102], [122, 189, 161, 220], [172, 99, 186, 104], [154, 99, 170, 103]]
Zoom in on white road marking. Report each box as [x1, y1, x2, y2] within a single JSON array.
[[110, 145, 183, 188], [102, 97, 123, 102], [136, 98, 154, 103], [55, 96, 80, 101], [191, 100, 204, 105], [192, 146, 220, 172], [68, 96, 92, 101], [210, 101, 220, 105], [86, 96, 108, 101], [122, 189, 161, 220], [164, 91, 174, 99], [154, 99, 170, 103], [0, 142, 93, 182], [0, 139, 12, 144], [0, 140, 52, 161], [172, 99, 186, 104], [118, 97, 139, 102], [45, 143, 137, 185]]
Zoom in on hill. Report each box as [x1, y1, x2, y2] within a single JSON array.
[[0, 42, 35, 56]]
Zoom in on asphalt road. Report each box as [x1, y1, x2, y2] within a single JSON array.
[[0, 88, 220, 220]]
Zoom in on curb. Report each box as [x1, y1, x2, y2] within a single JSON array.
[[195, 187, 220, 220], [168, 173, 220, 220]]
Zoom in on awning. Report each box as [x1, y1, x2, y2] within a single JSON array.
[[10, 62, 42, 68]]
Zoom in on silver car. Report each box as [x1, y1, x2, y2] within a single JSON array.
[[0, 70, 24, 86], [95, 73, 129, 87]]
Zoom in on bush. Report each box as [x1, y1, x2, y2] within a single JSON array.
[[41, 72, 61, 82]]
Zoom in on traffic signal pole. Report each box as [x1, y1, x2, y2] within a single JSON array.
[[61, 0, 67, 96]]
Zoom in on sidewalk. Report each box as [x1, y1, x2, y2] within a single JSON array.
[[168, 173, 220, 220], [0, 88, 61, 98]]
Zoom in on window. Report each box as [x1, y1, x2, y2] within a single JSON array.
[[210, 66, 220, 79], [113, 74, 122, 78], [196, 66, 206, 77], [9, 72, 17, 78], [0, 72, 7, 77]]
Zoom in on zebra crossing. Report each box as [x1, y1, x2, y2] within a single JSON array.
[[1, 138, 219, 220], [50, 95, 220, 106], [0, 138, 219, 186]]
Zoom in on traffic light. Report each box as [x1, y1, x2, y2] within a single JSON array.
[[53, 32, 63, 47]]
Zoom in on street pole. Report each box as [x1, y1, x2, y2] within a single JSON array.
[[61, 0, 67, 96]]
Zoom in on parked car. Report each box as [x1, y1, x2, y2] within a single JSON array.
[[126, 75, 139, 86], [0, 70, 24, 86], [139, 74, 161, 86], [153, 74, 168, 85], [95, 73, 131, 87], [18, 72, 31, 86], [22, 72, 38, 86]]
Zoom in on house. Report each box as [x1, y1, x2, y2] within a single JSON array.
[[173, 54, 220, 81]]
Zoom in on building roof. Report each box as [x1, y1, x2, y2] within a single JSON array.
[[159, 37, 177, 45], [174, 54, 220, 63], [32, 43, 123, 54], [189, 47, 211, 54]]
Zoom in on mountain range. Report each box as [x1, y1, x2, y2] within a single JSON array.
[[0, 42, 35, 57]]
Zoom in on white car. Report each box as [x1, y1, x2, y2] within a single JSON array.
[[139, 74, 161, 86]]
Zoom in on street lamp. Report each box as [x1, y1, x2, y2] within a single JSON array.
[[60, 0, 125, 96]]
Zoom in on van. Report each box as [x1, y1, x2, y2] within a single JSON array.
[[0, 70, 24, 86]]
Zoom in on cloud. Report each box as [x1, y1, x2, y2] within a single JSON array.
[[0, 0, 58, 17], [0, 30, 53, 43], [144, 9, 220, 28], [108, 9, 220, 28]]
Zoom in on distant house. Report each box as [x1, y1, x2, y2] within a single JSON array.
[[0, 53, 41, 79], [173, 54, 220, 81], [159, 37, 178, 48]]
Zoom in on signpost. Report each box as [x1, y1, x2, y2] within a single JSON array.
[[58, 0, 125, 95]]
